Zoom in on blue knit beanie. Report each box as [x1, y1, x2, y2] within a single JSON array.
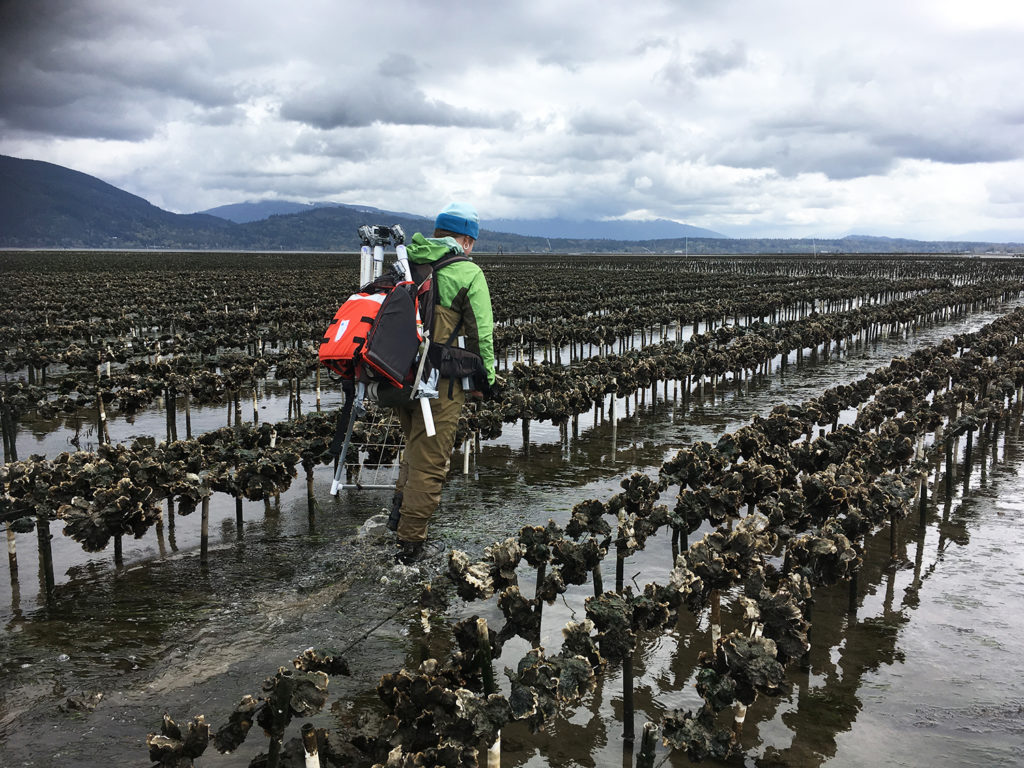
[[434, 202, 479, 240]]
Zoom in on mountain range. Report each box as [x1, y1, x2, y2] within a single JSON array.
[[199, 199, 725, 240], [200, 200, 347, 223], [1, 154, 1021, 254]]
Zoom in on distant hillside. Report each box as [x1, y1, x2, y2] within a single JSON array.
[[202, 200, 724, 240], [236, 207, 433, 250], [488, 216, 724, 240], [2, 154, 1021, 254], [0, 155, 234, 248], [199, 200, 424, 225], [605, 234, 1024, 256], [200, 200, 344, 223]]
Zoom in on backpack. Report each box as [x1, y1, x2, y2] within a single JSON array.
[[319, 252, 486, 395]]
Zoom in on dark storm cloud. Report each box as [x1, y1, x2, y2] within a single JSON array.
[[0, 96, 162, 141], [0, 0, 1020, 239], [709, 119, 898, 179], [279, 81, 518, 130], [0, 0, 237, 139], [719, 99, 1024, 181], [876, 131, 1023, 165], [778, 143, 896, 180], [778, 116, 893, 176]]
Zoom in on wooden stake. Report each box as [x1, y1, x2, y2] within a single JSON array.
[[301, 723, 320, 768], [615, 540, 625, 593], [7, 522, 19, 588], [306, 466, 316, 526], [623, 649, 635, 743], [96, 391, 109, 446], [710, 589, 721, 648], [0, 399, 16, 461], [636, 722, 657, 768], [800, 596, 813, 671], [919, 476, 928, 525], [476, 618, 496, 695], [733, 703, 748, 740], [890, 511, 899, 562], [165, 387, 173, 443], [201, 496, 210, 566], [533, 561, 547, 647]]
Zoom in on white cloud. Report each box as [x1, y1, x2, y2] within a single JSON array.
[[0, 0, 1022, 239]]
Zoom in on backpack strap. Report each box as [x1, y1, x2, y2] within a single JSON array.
[[414, 251, 476, 400], [410, 252, 469, 287], [429, 254, 470, 328], [432, 253, 470, 272], [444, 317, 464, 346]]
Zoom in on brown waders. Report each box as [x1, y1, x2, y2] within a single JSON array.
[[394, 378, 465, 543]]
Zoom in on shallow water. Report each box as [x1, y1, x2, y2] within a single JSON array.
[[2, 303, 1024, 766], [477, 407, 1024, 768]]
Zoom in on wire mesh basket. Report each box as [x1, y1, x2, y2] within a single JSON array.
[[336, 400, 404, 491]]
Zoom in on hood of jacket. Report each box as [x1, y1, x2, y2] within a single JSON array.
[[406, 232, 464, 264]]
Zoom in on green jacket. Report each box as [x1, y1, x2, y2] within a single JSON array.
[[406, 233, 496, 385]]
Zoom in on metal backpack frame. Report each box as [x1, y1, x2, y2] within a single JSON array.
[[327, 224, 438, 495]]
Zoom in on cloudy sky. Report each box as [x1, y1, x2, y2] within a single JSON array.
[[2, 0, 1023, 240]]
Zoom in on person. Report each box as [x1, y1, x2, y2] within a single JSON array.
[[389, 202, 496, 564]]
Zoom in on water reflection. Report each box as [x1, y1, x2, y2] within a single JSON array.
[[492, 420, 1022, 768]]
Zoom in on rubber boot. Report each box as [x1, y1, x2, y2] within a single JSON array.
[[395, 539, 426, 565], [386, 492, 403, 532]]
